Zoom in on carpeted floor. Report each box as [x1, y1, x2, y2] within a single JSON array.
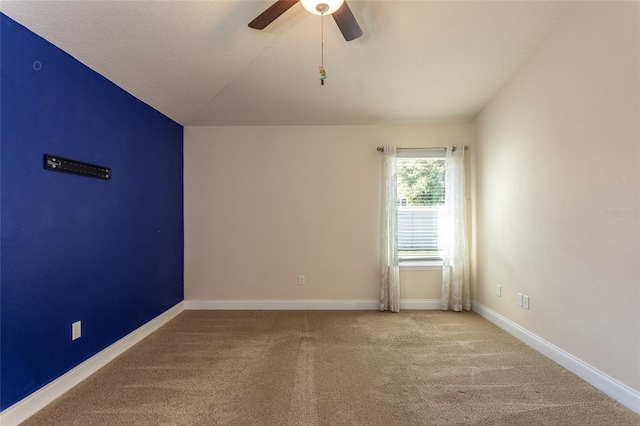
[[24, 310, 639, 425]]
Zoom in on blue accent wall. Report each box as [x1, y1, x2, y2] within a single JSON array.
[[1, 14, 184, 410]]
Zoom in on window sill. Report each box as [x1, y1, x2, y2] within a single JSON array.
[[399, 262, 443, 271]]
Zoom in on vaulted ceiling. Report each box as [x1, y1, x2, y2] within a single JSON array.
[[1, 1, 567, 126]]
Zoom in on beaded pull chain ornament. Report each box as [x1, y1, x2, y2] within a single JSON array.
[[319, 66, 327, 84], [319, 12, 326, 85]]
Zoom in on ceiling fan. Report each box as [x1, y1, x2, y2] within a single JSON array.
[[248, 0, 363, 42]]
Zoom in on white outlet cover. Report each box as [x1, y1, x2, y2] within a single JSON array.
[[298, 275, 305, 286], [72, 321, 82, 340], [517, 293, 523, 307], [523, 295, 530, 310], [496, 285, 502, 297]]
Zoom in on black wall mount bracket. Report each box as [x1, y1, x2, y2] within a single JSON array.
[[44, 154, 110, 180]]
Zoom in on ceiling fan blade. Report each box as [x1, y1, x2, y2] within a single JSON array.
[[332, 1, 362, 41], [248, 0, 299, 30]]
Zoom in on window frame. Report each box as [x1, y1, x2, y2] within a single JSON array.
[[396, 149, 445, 270]]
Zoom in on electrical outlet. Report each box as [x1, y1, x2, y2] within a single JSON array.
[[298, 275, 305, 286], [517, 293, 523, 307], [72, 321, 82, 340], [523, 295, 529, 310], [496, 285, 502, 297]]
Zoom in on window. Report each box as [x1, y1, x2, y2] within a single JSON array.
[[396, 152, 445, 265]]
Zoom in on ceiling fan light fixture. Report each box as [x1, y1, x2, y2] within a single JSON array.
[[300, 0, 344, 15]]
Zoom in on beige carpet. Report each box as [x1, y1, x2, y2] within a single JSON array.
[[24, 310, 639, 425]]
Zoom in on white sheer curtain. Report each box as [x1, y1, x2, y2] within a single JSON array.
[[441, 144, 470, 311], [380, 145, 400, 312]]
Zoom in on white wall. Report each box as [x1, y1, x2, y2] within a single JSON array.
[[474, 1, 639, 392], [184, 125, 474, 304]]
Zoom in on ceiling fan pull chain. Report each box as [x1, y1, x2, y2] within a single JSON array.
[[319, 12, 327, 85]]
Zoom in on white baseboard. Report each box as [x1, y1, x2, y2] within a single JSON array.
[[185, 299, 378, 310], [400, 299, 443, 310], [472, 302, 640, 414], [185, 299, 443, 311], [0, 302, 185, 426]]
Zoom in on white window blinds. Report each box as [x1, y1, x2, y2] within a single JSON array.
[[396, 155, 445, 262]]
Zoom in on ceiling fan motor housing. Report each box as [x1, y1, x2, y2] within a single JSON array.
[[249, 0, 362, 42]]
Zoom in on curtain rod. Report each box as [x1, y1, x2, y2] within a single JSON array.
[[376, 146, 468, 152]]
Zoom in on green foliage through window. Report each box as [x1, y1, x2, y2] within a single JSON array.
[[397, 158, 445, 206]]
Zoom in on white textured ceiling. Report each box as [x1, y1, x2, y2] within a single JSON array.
[[1, 1, 567, 126]]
